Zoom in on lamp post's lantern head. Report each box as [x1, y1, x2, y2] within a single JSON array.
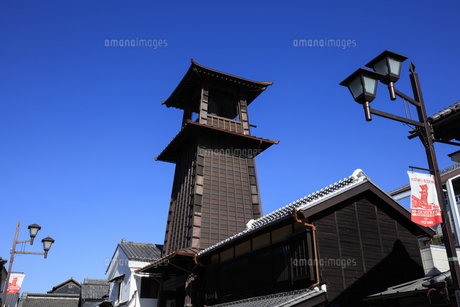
[[41, 237, 55, 258], [340, 68, 383, 121], [365, 50, 408, 100], [28, 223, 41, 245]]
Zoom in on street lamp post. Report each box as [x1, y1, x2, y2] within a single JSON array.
[[1, 222, 55, 307], [340, 50, 460, 298]]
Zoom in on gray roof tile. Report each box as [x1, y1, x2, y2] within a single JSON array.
[[18, 293, 79, 307], [429, 100, 460, 123], [209, 288, 326, 307], [118, 240, 162, 262], [366, 271, 451, 301], [1, 292, 19, 307], [81, 278, 109, 300]]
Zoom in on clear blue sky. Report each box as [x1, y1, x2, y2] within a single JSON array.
[[1, 0, 459, 294]]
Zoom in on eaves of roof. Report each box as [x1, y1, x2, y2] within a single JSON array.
[[135, 247, 204, 273], [155, 120, 279, 163], [108, 274, 125, 283], [161, 59, 273, 110]]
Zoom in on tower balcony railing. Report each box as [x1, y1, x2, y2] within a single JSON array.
[[205, 114, 244, 134]]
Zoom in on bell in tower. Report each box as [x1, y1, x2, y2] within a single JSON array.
[[156, 60, 279, 255]]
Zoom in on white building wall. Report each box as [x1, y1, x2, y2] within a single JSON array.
[[107, 247, 133, 304], [107, 247, 158, 307], [421, 245, 460, 276]]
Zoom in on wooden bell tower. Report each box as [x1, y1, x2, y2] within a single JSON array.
[[156, 60, 279, 255]]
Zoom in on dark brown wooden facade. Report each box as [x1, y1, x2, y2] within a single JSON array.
[[303, 182, 431, 306], [157, 60, 279, 255], [193, 180, 431, 306], [139, 171, 433, 307]]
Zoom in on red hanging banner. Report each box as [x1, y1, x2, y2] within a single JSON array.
[[408, 171, 442, 227], [7, 273, 25, 293]]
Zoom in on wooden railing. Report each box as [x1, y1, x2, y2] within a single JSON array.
[[206, 114, 243, 134]]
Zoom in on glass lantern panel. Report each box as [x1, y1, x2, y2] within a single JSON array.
[[29, 227, 39, 236], [388, 58, 401, 76], [43, 241, 52, 249], [363, 76, 377, 95], [373, 58, 389, 75], [348, 76, 363, 98]]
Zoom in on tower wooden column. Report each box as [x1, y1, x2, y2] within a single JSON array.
[[156, 60, 279, 255]]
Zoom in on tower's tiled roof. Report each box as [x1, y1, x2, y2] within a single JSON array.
[[155, 120, 279, 163], [161, 59, 273, 110]]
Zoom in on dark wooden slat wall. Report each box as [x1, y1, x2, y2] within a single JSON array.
[[163, 140, 197, 255], [164, 141, 263, 254], [314, 197, 424, 306], [199, 138, 257, 247]]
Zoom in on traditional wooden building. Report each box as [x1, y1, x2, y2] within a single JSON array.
[[138, 169, 433, 307], [428, 100, 460, 148], [47, 277, 81, 295], [156, 60, 279, 255]]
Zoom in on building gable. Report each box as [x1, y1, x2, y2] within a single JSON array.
[[47, 277, 81, 295], [302, 182, 432, 306]]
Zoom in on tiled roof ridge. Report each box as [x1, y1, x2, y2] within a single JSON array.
[[198, 169, 368, 256], [83, 278, 108, 284], [210, 287, 325, 307], [190, 59, 273, 87], [119, 239, 158, 247], [428, 100, 460, 123], [23, 293, 80, 298]]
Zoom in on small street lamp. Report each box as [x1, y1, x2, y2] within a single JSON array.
[[365, 50, 408, 100], [27, 223, 41, 245], [41, 237, 55, 259], [1, 222, 55, 307], [340, 50, 460, 300], [339, 68, 383, 121]]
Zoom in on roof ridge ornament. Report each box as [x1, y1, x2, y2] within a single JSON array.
[[246, 219, 256, 229], [351, 169, 367, 181]]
